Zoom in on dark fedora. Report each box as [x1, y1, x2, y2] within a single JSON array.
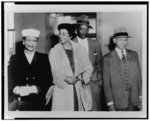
[[112, 27, 132, 39], [75, 15, 93, 29]]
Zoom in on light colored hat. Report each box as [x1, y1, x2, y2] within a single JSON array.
[[112, 27, 132, 38], [21, 29, 40, 38], [76, 15, 93, 29]]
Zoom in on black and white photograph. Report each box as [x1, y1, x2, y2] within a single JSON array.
[[2, 1, 148, 119]]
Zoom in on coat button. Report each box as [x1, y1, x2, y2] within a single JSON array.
[[125, 87, 129, 91]]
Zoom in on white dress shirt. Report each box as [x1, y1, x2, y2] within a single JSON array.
[[115, 47, 126, 60], [24, 50, 35, 64], [77, 36, 89, 54]]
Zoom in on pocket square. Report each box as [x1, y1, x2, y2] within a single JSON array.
[[93, 53, 98, 55]]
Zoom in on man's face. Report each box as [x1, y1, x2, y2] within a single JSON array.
[[113, 37, 128, 50], [23, 36, 38, 53], [77, 24, 89, 39]]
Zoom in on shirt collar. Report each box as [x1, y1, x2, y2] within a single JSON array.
[[115, 47, 126, 60], [24, 50, 36, 56], [115, 47, 126, 55], [77, 36, 87, 41]]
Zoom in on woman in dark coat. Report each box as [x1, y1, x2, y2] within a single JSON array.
[[8, 29, 53, 111]]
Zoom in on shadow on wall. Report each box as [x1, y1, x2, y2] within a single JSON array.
[[107, 36, 116, 51]]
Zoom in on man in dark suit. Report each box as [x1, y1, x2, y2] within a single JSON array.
[[8, 29, 53, 111], [73, 15, 102, 111], [103, 27, 142, 111]]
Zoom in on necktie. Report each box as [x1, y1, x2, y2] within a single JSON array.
[[121, 50, 126, 63]]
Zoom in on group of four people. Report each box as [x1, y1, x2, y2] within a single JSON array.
[[8, 15, 142, 111]]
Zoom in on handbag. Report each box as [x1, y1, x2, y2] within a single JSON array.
[[79, 84, 92, 111]]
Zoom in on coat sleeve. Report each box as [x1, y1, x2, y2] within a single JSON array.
[[79, 46, 93, 84], [49, 49, 67, 89], [135, 52, 142, 97], [103, 56, 114, 104], [8, 55, 18, 102], [91, 40, 102, 87], [37, 54, 53, 96]]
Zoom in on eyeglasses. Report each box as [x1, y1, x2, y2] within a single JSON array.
[[25, 39, 38, 43]]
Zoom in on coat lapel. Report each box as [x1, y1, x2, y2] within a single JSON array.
[[30, 51, 38, 65], [59, 44, 73, 76], [71, 41, 82, 78], [87, 38, 93, 61], [71, 41, 77, 77], [126, 50, 133, 61], [74, 36, 92, 60], [73, 37, 78, 43], [21, 51, 37, 66], [111, 50, 123, 80], [111, 49, 134, 83], [125, 50, 134, 83], [21, 51, 31, 66]]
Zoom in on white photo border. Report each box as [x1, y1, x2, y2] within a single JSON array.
[[2, 1, 148, 119]]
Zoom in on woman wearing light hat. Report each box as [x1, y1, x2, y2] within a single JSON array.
[[8, 28, 53, 111], [48, 23, 93, 111]]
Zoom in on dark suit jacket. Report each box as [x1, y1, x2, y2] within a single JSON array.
[[8, 51, 53, 110], [73, 37, 102, 86], [103, 49, 142, 109]]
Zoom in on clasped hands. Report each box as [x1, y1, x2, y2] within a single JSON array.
[[13, 85, 38, 96], [64, 76, 81, 85]]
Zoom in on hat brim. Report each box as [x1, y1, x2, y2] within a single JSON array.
[[74, 23, 93, 29], [112, 35, 132, 39]]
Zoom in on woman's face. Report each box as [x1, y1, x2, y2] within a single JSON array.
[[59, 29, 71, 44], [23, 36, 38, 53]]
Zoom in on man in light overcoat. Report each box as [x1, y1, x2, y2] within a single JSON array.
[[73, 15, 102, 111]]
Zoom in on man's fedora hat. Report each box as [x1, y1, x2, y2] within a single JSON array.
[[112, 27, 132, 39], [75, 15, 93, 29]]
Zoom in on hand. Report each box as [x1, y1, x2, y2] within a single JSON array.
[[13, 86, 29, 96], [72, 77, 79, 85], [13, 85, 38, 96], [108, 104, 115, 111], [13, 86, 21, 95], [64, 76, 77, 85], [28, 85, 38, 94]]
